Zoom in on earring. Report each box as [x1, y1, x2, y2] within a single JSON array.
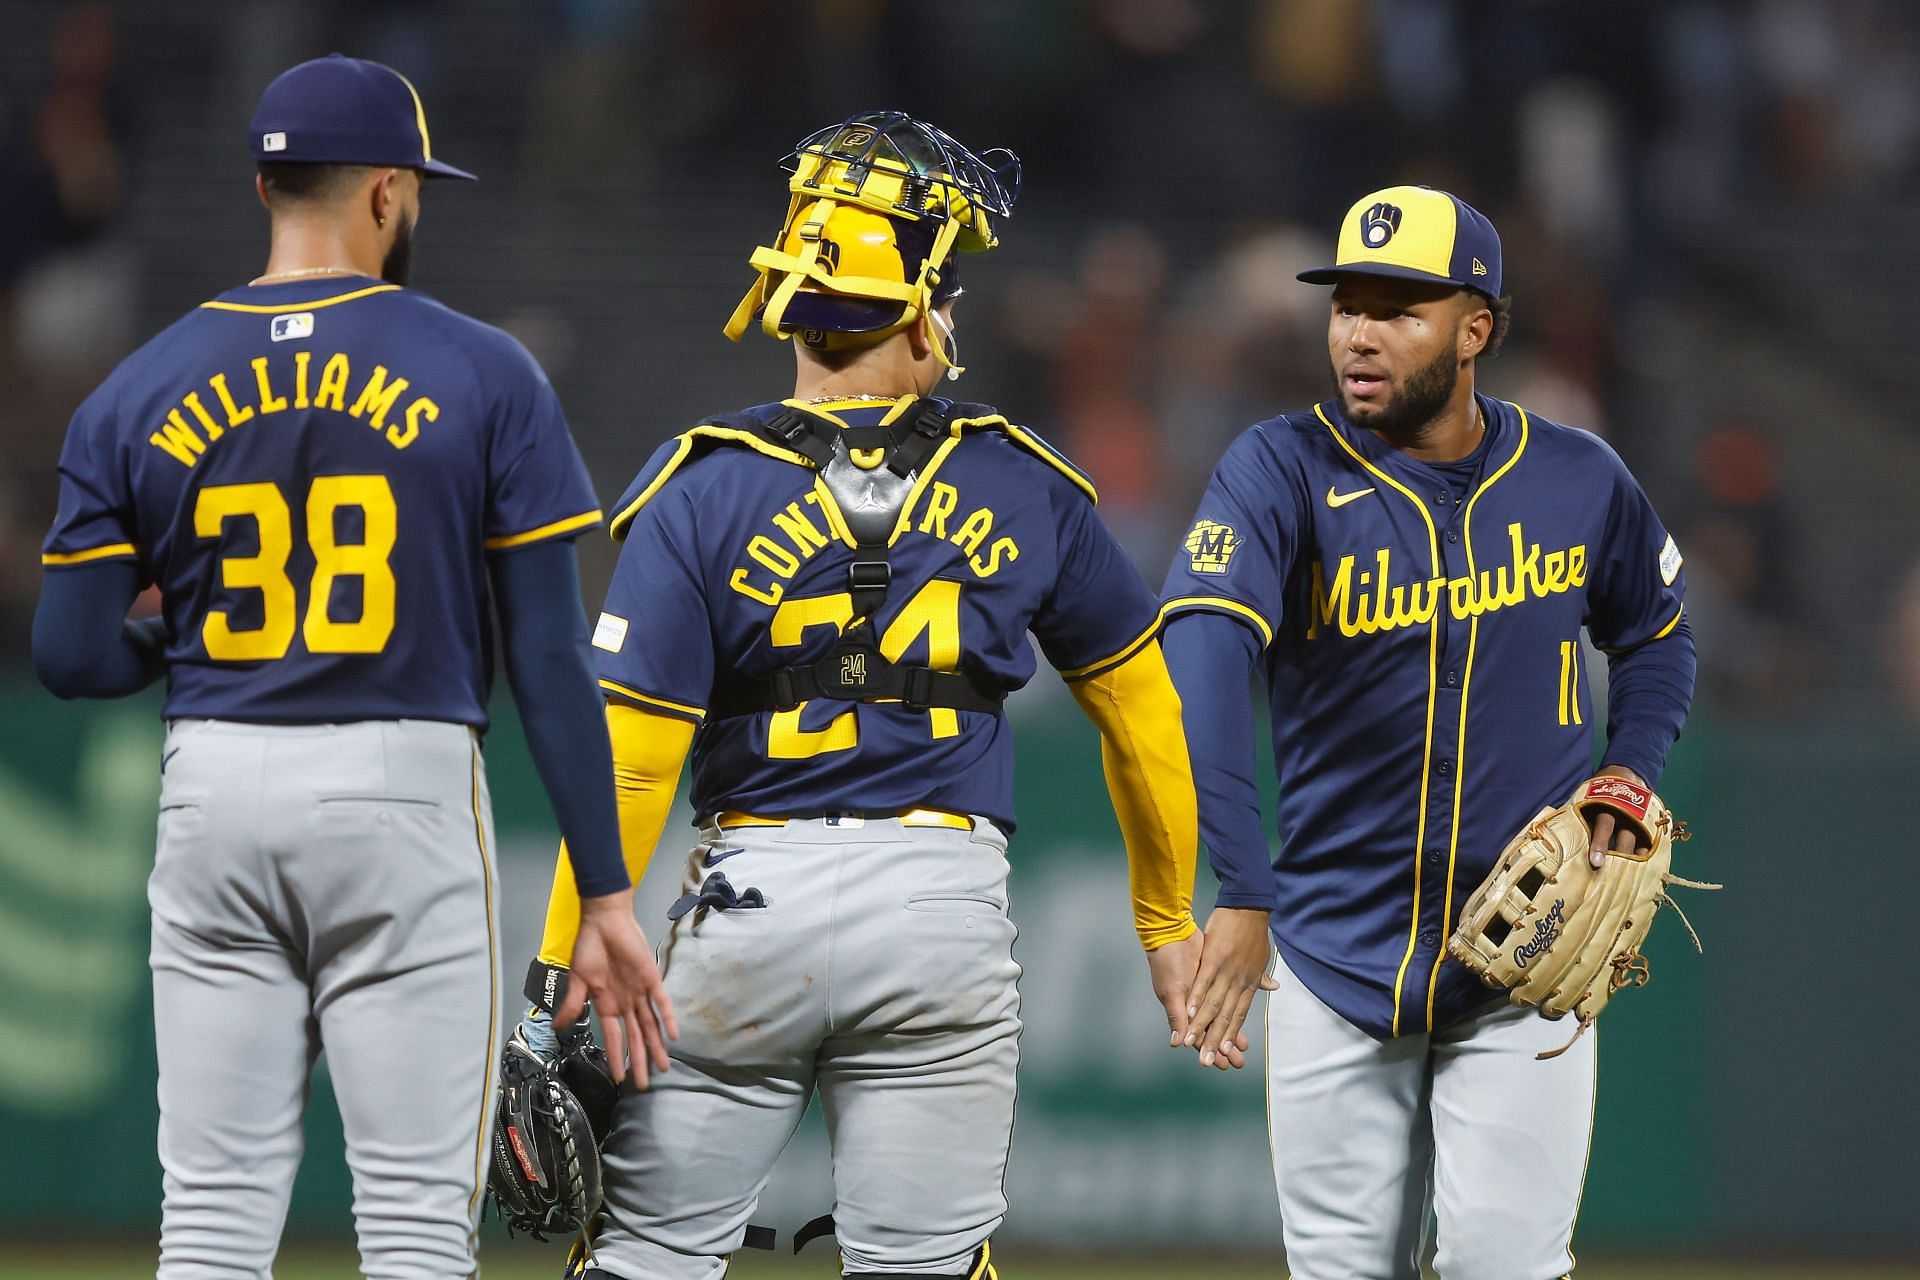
[[377, 214, 386, 228]]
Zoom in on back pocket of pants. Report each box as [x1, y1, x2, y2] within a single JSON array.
[[905, 891, 1007, 915], [315, 793, 441, 808]]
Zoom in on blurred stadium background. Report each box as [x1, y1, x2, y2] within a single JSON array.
[[2, 0, 1916, 1275]]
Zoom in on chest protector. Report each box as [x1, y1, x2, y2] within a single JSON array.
[[707, 397, 1008, 720]]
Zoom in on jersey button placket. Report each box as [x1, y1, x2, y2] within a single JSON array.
[[1423, 488, 1472, 1007]]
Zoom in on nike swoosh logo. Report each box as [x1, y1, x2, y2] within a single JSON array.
[[160, 748, 179, 774], [1327, 485, 1376, 509]]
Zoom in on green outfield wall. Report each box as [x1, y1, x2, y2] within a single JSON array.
[[1, 680, 1910, 1255]]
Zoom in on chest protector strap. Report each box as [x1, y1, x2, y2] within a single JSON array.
[[709, 398, 1007, 720]]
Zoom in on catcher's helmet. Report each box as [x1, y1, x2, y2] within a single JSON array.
[[724, 110, 1020, 372]]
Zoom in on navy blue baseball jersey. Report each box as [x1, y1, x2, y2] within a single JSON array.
[[41, 276, 600, 725], [590, 397, 1160, 829], [1161, 394, 1687, 1038]]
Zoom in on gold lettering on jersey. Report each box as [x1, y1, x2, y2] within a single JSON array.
[[146, 352, 446, 467], [148, 409, 210, 466], [747, 535, 801, 578], [952, 507, 993, 556], [208, 373, 254, 428], [349, 364, 409, 428], [729, 567, 784, 607], [918, 481, 959, 538], [771, 501, 829, 555], [252, 356, 288, 414], [726, 484, 1025, 606], [970, 536, 1019, 577], [313, 353, 351, 411], [1306, 523, 1588, 640], [181, 392, 225, 442], [390, 396, 436, 450]]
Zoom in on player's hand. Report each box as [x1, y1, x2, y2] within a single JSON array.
[[1145, 931, 1204, 1050], [1184, 907, 1279, 1070], [560, 888, 679, 1087], [518, 1004, 562, 1060], [1587, 765, 1650, 869]]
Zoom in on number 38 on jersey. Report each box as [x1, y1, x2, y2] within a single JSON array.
[[195, 474, 398, 661]]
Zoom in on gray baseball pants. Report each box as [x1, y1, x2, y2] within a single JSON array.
[[585, 815, 1021, 1279], [148, 718, 500, 1279], [1265, 951, 1597, 1280]]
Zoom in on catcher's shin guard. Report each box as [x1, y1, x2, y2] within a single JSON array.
[[846, 1240, 998, 1279]]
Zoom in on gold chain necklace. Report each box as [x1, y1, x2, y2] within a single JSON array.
[[799, 393, 903, 405], [249, 266, 364, 285]]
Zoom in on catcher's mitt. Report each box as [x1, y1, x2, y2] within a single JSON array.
[[1447, 775, 1719, 1059], [486, 1022, 619, 1240]]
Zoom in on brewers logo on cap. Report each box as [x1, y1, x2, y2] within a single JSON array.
[[1298, 185, 1502, 297], [1360, 203, 1401, 248]]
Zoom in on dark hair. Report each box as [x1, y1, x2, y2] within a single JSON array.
[[1482, 293, 1512, 358], [257, 161, 373, 204], [798, 339, 872, 371]]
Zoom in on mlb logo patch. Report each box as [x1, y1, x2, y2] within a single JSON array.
[[270, 313, 314, 342], [262, 131, 287, 152]]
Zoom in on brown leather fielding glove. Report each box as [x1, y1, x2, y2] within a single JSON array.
[[1448, 775, 1719, 1058]]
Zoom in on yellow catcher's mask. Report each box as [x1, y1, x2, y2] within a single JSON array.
[[725, 110, 1021, 370]]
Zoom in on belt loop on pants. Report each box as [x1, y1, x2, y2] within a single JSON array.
[[711, 808, 974, 832]]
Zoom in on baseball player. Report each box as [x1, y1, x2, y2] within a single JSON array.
[[511, 111, 1205, 1279], [1162, 186, 1696, 1278], [31, 55, 675, 1277]]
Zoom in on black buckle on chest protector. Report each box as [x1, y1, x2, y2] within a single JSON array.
[[709, 649, 1005, 718], [846, 560, 892, 622], [762, 408, 838, 468]]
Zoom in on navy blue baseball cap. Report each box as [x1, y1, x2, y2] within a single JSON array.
[[1297, 185, 1501, 297], [249, 54, 475, 181]]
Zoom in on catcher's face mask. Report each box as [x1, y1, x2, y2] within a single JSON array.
[[724, 110, 1020, 374]]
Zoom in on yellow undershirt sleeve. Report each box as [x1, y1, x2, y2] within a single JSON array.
[[1067, 639, 1201, 952], [536, 702, 697, 968]]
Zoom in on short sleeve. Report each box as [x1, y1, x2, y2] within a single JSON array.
[[1031, 486, 1161, 680], [1584, 443, 1687, 652], [592, 486, 713, 723], [482, 340, 602, 552], [43, 388, 141, 570], [1158, 427, 1299, 648]]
